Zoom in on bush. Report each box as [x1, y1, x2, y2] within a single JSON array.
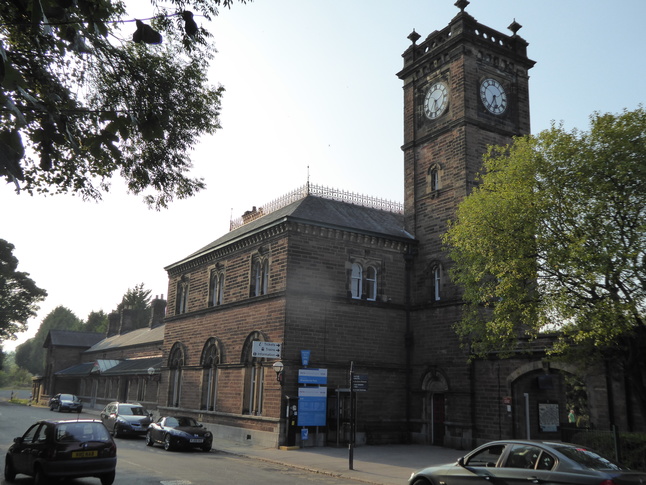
[[572, 430, 646, 472]]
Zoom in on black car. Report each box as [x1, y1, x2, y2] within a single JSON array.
[[100, 401, 152, 437], [4, 419, 116, 485], [408, 439, 646, 485], [49, 393, 83, 413], [145, 416, 213, 452]]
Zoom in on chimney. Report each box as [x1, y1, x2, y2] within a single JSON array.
[[106, 312, 120, 338], [119, 308, 137, 334], [149, 296, 167, 328]]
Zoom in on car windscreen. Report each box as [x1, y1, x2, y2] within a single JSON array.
[[119, 405, 147, 416], [553, 445, 627, 471], [60, 394, 76, 401], [56, 422, 111, 442], [176, 417, 198, 427]]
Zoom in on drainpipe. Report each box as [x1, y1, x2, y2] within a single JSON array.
[[404, 246, 415, 443]]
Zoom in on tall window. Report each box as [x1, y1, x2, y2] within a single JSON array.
[[201, 338, 220, 411], [251, 257, 269, 297], [168, 344, 184, 407], [176, 276, 189, 315], [242, 332, 264, 415], [429, 164, 441, 192], [208, 270, 224, 307], [350, 262, 378, 300], [433, 264, 442, 301], [351, 263, 363, 299], [365, 265, 377, 301]]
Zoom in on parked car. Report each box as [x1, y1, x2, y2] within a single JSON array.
[[145, 415, 213, 452], [4, 419, 116, 485], [408, 439, 646, 485], [48, 393, 83, 413], [99, 402, 152, 437]]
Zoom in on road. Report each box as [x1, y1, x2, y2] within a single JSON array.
[[0, 400, 354, 485]]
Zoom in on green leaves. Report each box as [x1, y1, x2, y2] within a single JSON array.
[[444, 107, 646, 364], [0, 0, 246, 208]]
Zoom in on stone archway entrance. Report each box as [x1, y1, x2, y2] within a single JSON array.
[[422, 370, 449, 445]]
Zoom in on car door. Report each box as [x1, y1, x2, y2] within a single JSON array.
[[11, 423, 40, 473], [495, 444, 556, 485], [15, 423, 49, 475]]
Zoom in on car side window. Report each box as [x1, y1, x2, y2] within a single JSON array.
[[504, 445, 541, 469], [466, 445, 505, 467], [22, 423, 40, 443], [536, 452, 556, 470]]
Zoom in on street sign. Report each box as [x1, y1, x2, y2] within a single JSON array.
[[352, 374, 368, 392], [298, 368, 328, 385], [251, 341, 282, 358]]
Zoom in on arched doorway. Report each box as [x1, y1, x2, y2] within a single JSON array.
[[422, 369, 449, 445]]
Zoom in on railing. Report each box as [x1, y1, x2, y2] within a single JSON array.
[[229, 183, 403, 231]]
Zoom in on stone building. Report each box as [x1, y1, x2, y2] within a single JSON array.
[[42, 2, 641, 448]]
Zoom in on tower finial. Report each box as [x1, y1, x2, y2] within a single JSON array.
[[408, 29, 421, 44], [508, 19, 522, 35], [455, 0, 469, 12]]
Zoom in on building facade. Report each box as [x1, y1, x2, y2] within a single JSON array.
[[43, 2, 642, 448]]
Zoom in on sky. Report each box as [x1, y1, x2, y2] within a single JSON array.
[[1, 0, 645, 352]]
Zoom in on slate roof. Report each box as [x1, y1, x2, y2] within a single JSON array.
[[44, 330, 104, 349], [166, 195, 413, 270], [84, 324, 165, 353]]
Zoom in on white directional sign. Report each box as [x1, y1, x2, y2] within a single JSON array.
[[251, 341, 282, 358]]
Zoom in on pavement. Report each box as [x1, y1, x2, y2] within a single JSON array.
[[213, 439, 464, 485]]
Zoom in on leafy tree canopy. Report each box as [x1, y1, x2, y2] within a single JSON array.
[[116, 282, 152, 329], [84, 309, 108, 333], [444, 107, 646, 411], [0, 238, 47, 343], [1, 0, 247, 209], [14, 305, 82, 374]]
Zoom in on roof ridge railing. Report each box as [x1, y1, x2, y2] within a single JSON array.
[[229, 183, 403, 231]]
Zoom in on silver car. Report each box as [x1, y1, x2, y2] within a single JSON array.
[[409, 440, 646, 485], [99, 402, 152, 438]]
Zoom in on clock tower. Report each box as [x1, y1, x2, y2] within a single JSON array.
[[397, 1, 535, 446]]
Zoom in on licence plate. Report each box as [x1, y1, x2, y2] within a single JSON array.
[[72, 450, 98, 458], [189, 439, 204, 443]]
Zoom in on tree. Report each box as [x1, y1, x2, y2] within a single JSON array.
[[116, 283, 152, 329], [0, 239, 47, 344], [1, 0, 247, 209], [14, 305, 82, 375], [443, 107, 646, 415], [84, 310, 108, 334]]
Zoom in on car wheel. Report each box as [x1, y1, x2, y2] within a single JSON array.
[[49, 404, 54, 411], [55, 403, 61, 412], [100, 470, 115, 485], [111, 425, 120, 438], [163, 434, 173, 451], [202, 443, 211, 452], [411, 479, 431, 485], [4, 456, 16, 481], [33, 466, 48, 485], [145, 431, 155, 447], [76, 408, 82, 413]]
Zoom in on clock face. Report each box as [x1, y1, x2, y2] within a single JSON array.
[[480, 78, 507, 115], [424, 82, 449, 120]]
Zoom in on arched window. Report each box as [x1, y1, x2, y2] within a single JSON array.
[[428, 164, 441, 192], [200, 338, 220, 411], [251, 257, 269, 297], [175, 276, 190, 315], [208, 270, 224, 307], [241, 332, 264, 415], [351, 263, 363, 299], [433, 264, 442, 301], [168, 344, 185, 407], [365, 265, 378, 301], [350, 262, 379, 300]]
